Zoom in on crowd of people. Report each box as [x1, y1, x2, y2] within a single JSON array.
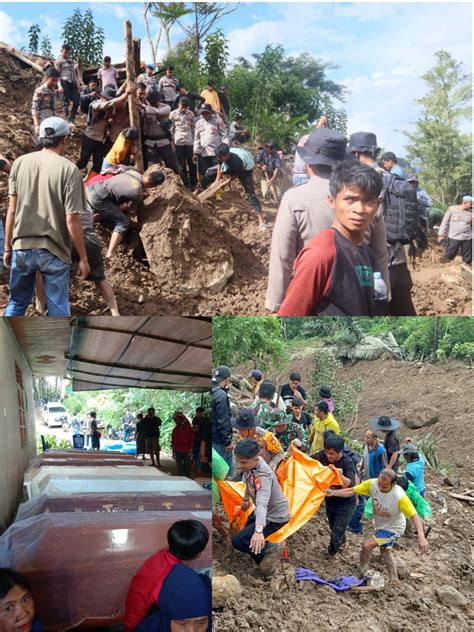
[[70, 406, 211, 477], [212, 364, 431, 585], [0, 44, 470, 317], [0, 520, 211, 632]]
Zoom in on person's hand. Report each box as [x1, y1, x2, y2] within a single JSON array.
[[437, 235, 444, 243], [34, 124, 40, 136], [225, 443, 234, 453], [192, 154, 198, 164], [77, 258, 90, 279], [3, 250, 12, 269], [418, 535, 429, 554], [241, 499, 251, 511], [250, 531, 265, 554], [325, 488, 336, 497], [58, 87, 64, 93]]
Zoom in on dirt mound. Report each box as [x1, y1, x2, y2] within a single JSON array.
[[141, 170, 233, 296]]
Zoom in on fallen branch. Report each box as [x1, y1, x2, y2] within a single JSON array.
[[449, 492, 474, 503]]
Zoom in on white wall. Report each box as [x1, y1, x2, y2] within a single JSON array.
[[0, 319, 37, 532]]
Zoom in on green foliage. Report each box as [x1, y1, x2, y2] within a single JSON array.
[[311, 350, 363, 426], [40, 36, 53, 59], [61, 8, 105, 66], [202, 29, 228, 88], [212, 316, 286, 369], [411, 432, 451, 475], [405, 50, 472, 208], [61, 388, 203, 452], [37, 433, 71, 452], [27, 24, 41, 55], [227, 43, 346, 148]]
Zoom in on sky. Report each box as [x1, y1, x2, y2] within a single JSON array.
[[0, 1, 472, 155]]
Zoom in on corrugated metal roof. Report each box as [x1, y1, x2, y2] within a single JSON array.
[[6, 317, 211, 392]]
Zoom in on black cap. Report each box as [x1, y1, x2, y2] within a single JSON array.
[[212, 365, 231, 381], [296, 128, 347, 167], [199, 103, 214, 114], [407, 173, 419, 182], [348, 132, 378, 154], [232, 408, 259, 430]]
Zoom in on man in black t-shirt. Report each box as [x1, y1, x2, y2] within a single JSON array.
[[141, 407, 162, 468], [369, 415, 400, 472], [312, 431, 357, 556], [281, 372, 308, 408], [290, 397, 312, 429]]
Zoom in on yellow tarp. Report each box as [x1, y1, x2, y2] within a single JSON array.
[[217, 448, 343, 543]]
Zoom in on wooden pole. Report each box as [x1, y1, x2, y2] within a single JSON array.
[[124, 20, 144, 173], [133, 37, 141, 76]]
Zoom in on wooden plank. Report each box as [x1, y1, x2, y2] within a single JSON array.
[[133, 38, 141, 76], [197, 179, 228, 202], [124, 20, 144, 173]]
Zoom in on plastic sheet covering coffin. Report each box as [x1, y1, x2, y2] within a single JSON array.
[[0, 511, 212, 631], [34, 449, 140, 461], [217, 447, 343, 542], [16, 491, 211, 521], [24, 466, 202, 498], [27, 455, 145, 469]]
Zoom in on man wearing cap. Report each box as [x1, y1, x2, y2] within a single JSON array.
[[193, 104, 229, 189], [292, 116, 329, 187], [349, 131, 416, 315], [3, 117, 90, 316], [256, 142, 282, 200], [200, 79, 222, 115], [264, 409, 309, 452], [248, 369, 263, 399], [170, 96, 197, 189], [98, 56, 119, 90], [77, 85, 131, 176], [231, 438, 290, 567], [140, 91, 181, 175], [137, 64, 159, 94], [438, 195, 472, 265], [54, 44, 81, 124], [158, 66, 180, 108], [381, 151, 404, 178], [212, 365, 234, 470], [229, 114, 250, 144], [31, 67, 60, 138], [213, 143, 266, 230], [400, 443, 426, 496], [172, 84, 205, 114], [369, 415, 400, 472], [266, 128, 389, 313], [233, 408, 284, 470], [85, 167, 165, 258], [407, 174, 433, 210]]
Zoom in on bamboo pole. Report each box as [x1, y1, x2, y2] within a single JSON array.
[[124, 20, 144, 173]]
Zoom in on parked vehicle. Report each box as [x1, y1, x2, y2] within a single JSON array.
[[42, 402, 69, 428]]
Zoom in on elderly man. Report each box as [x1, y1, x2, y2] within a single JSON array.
[[266, 128, 389, 313], [327, 468, 429, 584]]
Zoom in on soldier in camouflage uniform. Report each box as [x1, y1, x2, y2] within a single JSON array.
[[31, 67, 60, 138], [263, 409, 310, 453]]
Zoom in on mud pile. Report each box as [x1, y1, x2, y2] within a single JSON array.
[[141, 170, 233, 296]]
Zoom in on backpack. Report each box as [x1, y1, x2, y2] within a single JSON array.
[[383, 173, 426, 248]]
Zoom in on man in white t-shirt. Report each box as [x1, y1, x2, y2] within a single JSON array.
[[327, 468, 429, 585]]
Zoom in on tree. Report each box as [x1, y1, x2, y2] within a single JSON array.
[[40, 36, 53, 59], [27, 24, 41, 55], [148, 2, 193, 53], [404, 50, 472, 208], [61, 8, 105, 66], [175, 2, 239, 62], [212, 317, 286, 369], [202, 29, 228, 87]]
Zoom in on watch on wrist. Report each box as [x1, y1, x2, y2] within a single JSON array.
[[255, 526, 263, 534]]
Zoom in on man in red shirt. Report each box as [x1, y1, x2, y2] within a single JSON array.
[[171, 411, 195, 478], [278, 160, 383, 315]]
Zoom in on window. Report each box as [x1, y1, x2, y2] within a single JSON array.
[[15, 363, 27, 447]]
